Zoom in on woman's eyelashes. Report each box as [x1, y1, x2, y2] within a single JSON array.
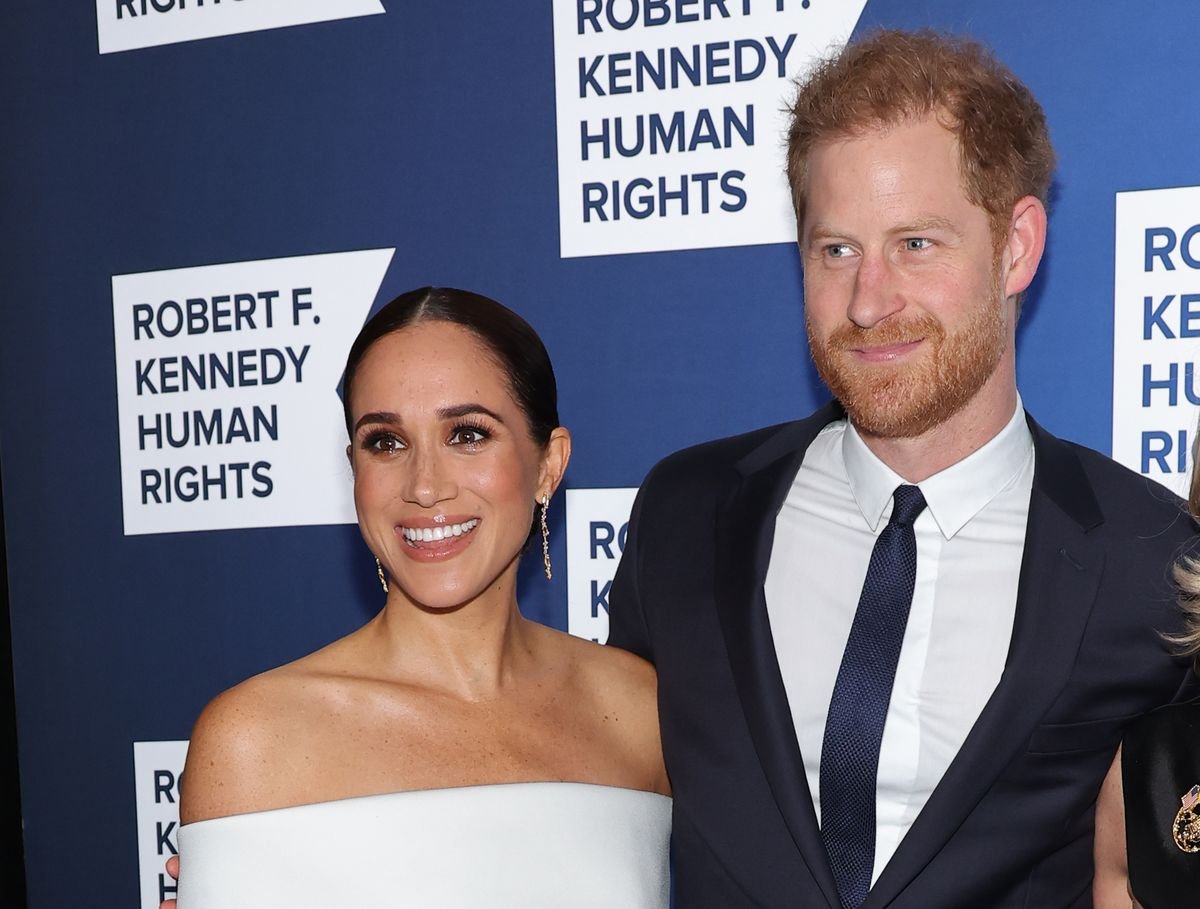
[[358, 420, 495, 454], [361, 429, 405, 453], [447, 420, 493, 448]]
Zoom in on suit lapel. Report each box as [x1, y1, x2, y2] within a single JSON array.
[[865, 415, 1106, 908], [713, 403, 843, 909]]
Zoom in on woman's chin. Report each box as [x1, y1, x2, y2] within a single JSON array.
[[392, 579, 495, 615]]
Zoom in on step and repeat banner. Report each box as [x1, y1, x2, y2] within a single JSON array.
[[3, 2, 1200, 905]]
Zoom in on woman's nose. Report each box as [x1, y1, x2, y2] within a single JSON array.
[[402, 448, 456, 507]]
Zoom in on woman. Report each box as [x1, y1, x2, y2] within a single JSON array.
[[1094, 464, 1200, 909], [173, 288, 671, 907]]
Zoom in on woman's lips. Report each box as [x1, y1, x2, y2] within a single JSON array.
[[400, 518, 479, 543], [395, 518, 480, 562]]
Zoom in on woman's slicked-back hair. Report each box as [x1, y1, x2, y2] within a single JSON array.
[[341, 287, 559, 447]]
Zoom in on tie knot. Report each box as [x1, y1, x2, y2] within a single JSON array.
[[889, 484, 927, 527]]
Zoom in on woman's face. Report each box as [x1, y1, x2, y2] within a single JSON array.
[[348, 321, 563, 611]]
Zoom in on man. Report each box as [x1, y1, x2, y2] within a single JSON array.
[[609, 30, 1195, 908]]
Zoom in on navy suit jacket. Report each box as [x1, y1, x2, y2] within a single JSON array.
[[609, 404, 1197, 908]]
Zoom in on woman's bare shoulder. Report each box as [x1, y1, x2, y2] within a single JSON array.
[[180, 659, 333, 824], [546, 630, 668, 792], [526, 626, 660, 731], [575, 635, 658, 702]]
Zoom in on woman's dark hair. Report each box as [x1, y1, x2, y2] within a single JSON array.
[[342, 286, 559, 447]]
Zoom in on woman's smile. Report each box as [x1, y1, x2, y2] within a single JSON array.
[[396, 517, 482, 562]]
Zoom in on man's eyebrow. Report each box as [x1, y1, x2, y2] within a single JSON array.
[[894, 216, 963, 236], [803, 225, 846, 245], [805, 217, 966, 244]]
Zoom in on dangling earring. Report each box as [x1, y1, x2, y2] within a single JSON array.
[[375, 558, 388, 594], [540, 495, 552, 581]]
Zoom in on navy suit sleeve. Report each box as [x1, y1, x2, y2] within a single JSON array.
[[607, 480, 654, 662]]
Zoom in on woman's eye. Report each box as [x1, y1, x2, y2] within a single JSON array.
[[450, 427, 488, 446], [364, 432, 404, 452], [904, 237, 933, 251]]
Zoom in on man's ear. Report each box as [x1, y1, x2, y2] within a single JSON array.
[[1002, 195, 1048, 300]]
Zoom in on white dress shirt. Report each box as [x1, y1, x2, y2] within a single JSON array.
[[763, 402, 1034, 883]]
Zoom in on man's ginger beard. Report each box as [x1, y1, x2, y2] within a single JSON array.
[[807, 268, 1008, 439]]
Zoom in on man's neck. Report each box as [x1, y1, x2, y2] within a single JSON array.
[[854, 385, 1020, 484]]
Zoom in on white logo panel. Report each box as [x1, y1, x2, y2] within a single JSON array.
[[97, 0, 385, 55], [112, 248, 393, 535], [134, 740, 189, 909], [566, 487, 637, 643], [1113, 187, 1200, 496], [552, 0, 868, 258]]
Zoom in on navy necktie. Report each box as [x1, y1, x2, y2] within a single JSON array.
[[819, 484, 927, 909]]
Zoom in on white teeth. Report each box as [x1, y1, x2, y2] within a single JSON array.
[[401, 519, 479, 543]]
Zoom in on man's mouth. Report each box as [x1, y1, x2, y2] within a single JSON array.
[[849, 338, 924, 361]]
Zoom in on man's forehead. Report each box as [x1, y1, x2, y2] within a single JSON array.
[[802, 120, 974, 222], [809, 110, 958, 154]]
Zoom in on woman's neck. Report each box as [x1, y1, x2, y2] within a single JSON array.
[[365, 582, 541, 699]]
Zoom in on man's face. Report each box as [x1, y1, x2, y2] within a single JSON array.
[[799, 115, 1014, 440]]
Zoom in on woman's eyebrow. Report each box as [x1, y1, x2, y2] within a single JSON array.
[[354, 411, 401, 432], [438, 403, 505, 423], [354, 404, 506, 433]]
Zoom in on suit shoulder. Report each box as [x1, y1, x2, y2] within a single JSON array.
[[1029, 417, 1192, 540], [651, 422, 787, 470], [1062, 438, 1193, 535], [640, 415, 822, 492]]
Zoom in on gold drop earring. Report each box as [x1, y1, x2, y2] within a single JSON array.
[[540, 495, 552, 580], [375, 558, 388, 594]]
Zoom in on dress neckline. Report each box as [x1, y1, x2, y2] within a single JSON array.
[[183, 779, 671, 828]]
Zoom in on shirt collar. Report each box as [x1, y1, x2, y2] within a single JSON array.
[[842, 397, 1034, 539]]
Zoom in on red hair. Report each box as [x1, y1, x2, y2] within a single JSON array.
[[787, 30, 1056, 243]]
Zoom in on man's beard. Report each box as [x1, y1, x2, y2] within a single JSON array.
[[807, 278, 1008, 439]]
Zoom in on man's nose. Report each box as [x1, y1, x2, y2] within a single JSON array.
[[846, 252, 905, 329]]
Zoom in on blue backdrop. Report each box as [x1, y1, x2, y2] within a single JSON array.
[[3, 2, 1200, 905]]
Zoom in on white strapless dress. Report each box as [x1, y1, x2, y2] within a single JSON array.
[[176, 781, 671, 908]]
